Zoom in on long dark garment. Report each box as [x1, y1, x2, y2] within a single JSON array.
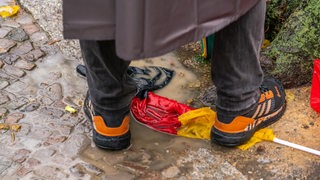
[[64, 0, 260, 60]]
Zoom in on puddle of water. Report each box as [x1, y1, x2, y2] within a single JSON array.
[[130, 53, 199, 103], [80, 53, 210, 176], [25, 53, 87, 97]]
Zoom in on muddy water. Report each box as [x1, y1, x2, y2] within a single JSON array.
[[26, 53, 87, 97], [131, 53, 200, 103], [79, 53, 211, 177]]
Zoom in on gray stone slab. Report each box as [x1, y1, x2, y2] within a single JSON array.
[[0, 155, 13, 176], [3, 65, 25, 78], [0, 80, 9, 89], [0, 53, 19, 65], [7, 28, 29, 42], [21, 49, 44, 62], [14, 59, 36, 70], [4, 112, 24, 124], [15, 13, 34, 25], [11, 41, 33, 55], [0, 38, 16, 53], [1, 20, 20, 28], [0, 27, 12, 38], [30, 32, 48, 45], [0, 94, 9, 105], [22, 24, 39, 35], [7, 97, 29, 110]]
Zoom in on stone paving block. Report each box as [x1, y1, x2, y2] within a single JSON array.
[[15, 13, 34, 25], [0, 70, 15, 81], [39, 96, 54, 105], [14, 59, 36, 70], [60, 134, 90, 158], [4, 112, 24, 124], [0, 60, 3, 68], [0, 38, 16, 53], [0, 155, 13, 175], [48, 123, 72, 136], [11, 41, 33, 55], [15, 166, 32, 177], [12, 149, 31, 163], [43, 136, 67, 146], [69, 163, 103, 178], [1, 20, 20, 28], [41, 83, 63, 101], [0, 53, 19, 65], [30, 32, 48, 45], [0, 80, 9, 89], [7, 28, 29, 42], [5, 81, 27, 93], [3, 65, 25, 78], [25, 158, 41, 168], [7, 97, 29, 110], [21, 49, 45, 62], [40, 107, 64, 118], [21, 102, 40, 112], [22, 24, 39, 35], [0, 94, 9, 105], [33, 165, 68, 179], [0, 27, 12, 38]]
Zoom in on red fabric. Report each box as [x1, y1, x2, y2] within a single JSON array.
[[130, 92, 194, 134], [310, 59, 320, 112]]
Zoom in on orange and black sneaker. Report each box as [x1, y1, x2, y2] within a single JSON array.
[[83, 93, 131, 150], [211, 77, 286, 147]]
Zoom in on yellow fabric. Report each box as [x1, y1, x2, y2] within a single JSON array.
[[238, 128, 276, 150], [201, 38, 207, 59], [177, 107, 216, 140], [0, 5, 19, 18]]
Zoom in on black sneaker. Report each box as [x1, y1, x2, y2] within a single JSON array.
[[83, 94, 131, 150], [211, 77, 286, 146]]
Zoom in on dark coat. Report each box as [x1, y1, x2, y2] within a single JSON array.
[[63, 0, 260, 60]]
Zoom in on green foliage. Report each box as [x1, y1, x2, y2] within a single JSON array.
[[265, 0, 303, 40], [263, 0, 320, 87]]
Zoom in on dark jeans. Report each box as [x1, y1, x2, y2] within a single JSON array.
[[80, 1, 265, 118], [79, 40, 136, 115], [212, 1, 265, 114]]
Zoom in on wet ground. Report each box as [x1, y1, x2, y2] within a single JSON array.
[[0, 2, 319, 179], [78, 46, 320, 179]]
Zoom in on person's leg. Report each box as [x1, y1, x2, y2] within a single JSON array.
[[80, 40, 136, 150], [211, 1, 286, 146]]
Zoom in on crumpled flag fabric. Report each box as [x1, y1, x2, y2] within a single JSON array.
[[0, 5, 19, 18], [177, 107, 216, 139], [131, 91, 194, 134], [238, 128, 275, 150]]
